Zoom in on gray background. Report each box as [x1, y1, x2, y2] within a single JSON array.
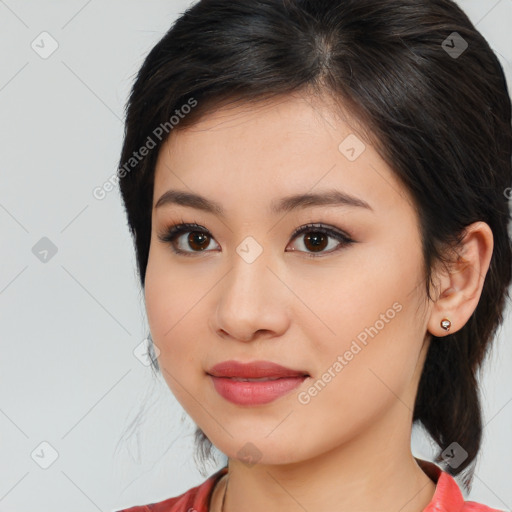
[[0, 1, 511, 511]]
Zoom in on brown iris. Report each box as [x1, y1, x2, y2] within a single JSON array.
[[187, 231, 210, 251], [302, 232, 328, 252]]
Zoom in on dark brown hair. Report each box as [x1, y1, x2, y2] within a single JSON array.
[[117, 0, 512, 491]]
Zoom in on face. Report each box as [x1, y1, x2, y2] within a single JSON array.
[[144, 92, 433, 465]]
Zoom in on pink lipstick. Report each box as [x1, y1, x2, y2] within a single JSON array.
[[207, 360, 309, 405]]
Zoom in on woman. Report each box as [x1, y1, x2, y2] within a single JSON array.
[[115, 0, 512, 511]]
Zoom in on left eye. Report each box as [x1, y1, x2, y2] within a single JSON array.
[[287, 223, 354, 257], [157, 222, 355, 257]]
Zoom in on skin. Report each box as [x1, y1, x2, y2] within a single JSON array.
[[144, 91, 494, 512]]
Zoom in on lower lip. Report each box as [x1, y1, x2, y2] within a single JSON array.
[[209, 375, 308, 405]]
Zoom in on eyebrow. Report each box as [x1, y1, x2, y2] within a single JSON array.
[[154, 189, 374, 216]]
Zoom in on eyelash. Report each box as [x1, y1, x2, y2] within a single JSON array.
[[157, 219, 355, 258]]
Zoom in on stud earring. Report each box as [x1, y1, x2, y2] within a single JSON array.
[[440, 318, 451, 332]]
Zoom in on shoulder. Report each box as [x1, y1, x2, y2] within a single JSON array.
[[461, 501, 505, 512], [115, 466, 229, 512], [436, 472, 505, 512], [416, 458, 505, 512]]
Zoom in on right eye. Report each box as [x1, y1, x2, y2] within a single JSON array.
[[157, 222, 220, 257]]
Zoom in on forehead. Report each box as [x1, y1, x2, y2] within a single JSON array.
[[153, 93, 414, 218]]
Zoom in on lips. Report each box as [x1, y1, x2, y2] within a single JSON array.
[[207, 360, 309, 379], [207, 360, 310, 406]]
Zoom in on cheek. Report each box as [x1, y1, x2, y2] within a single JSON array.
[[293, 298, 421, 448], [144, 252, 196, 360], [145, 242, 196, 333], [298, 236, 424, 393], [144, 248, 220, 395], [144, 262, 205, 405], [300, 238, 420, 345]]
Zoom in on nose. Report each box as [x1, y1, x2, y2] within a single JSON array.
[[210, 247, 290, 343]]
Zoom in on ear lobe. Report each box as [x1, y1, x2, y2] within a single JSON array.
[[427, 221, 493, 337]]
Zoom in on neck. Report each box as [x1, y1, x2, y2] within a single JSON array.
[[218, 408, 436, 512]]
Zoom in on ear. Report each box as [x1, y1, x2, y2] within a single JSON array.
[[427, 221, 494, 337]]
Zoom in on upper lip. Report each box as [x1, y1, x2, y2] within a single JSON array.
[[207, 360, 309, 379]]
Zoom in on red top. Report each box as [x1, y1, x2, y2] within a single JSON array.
[[116, 459, 503, 512]]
